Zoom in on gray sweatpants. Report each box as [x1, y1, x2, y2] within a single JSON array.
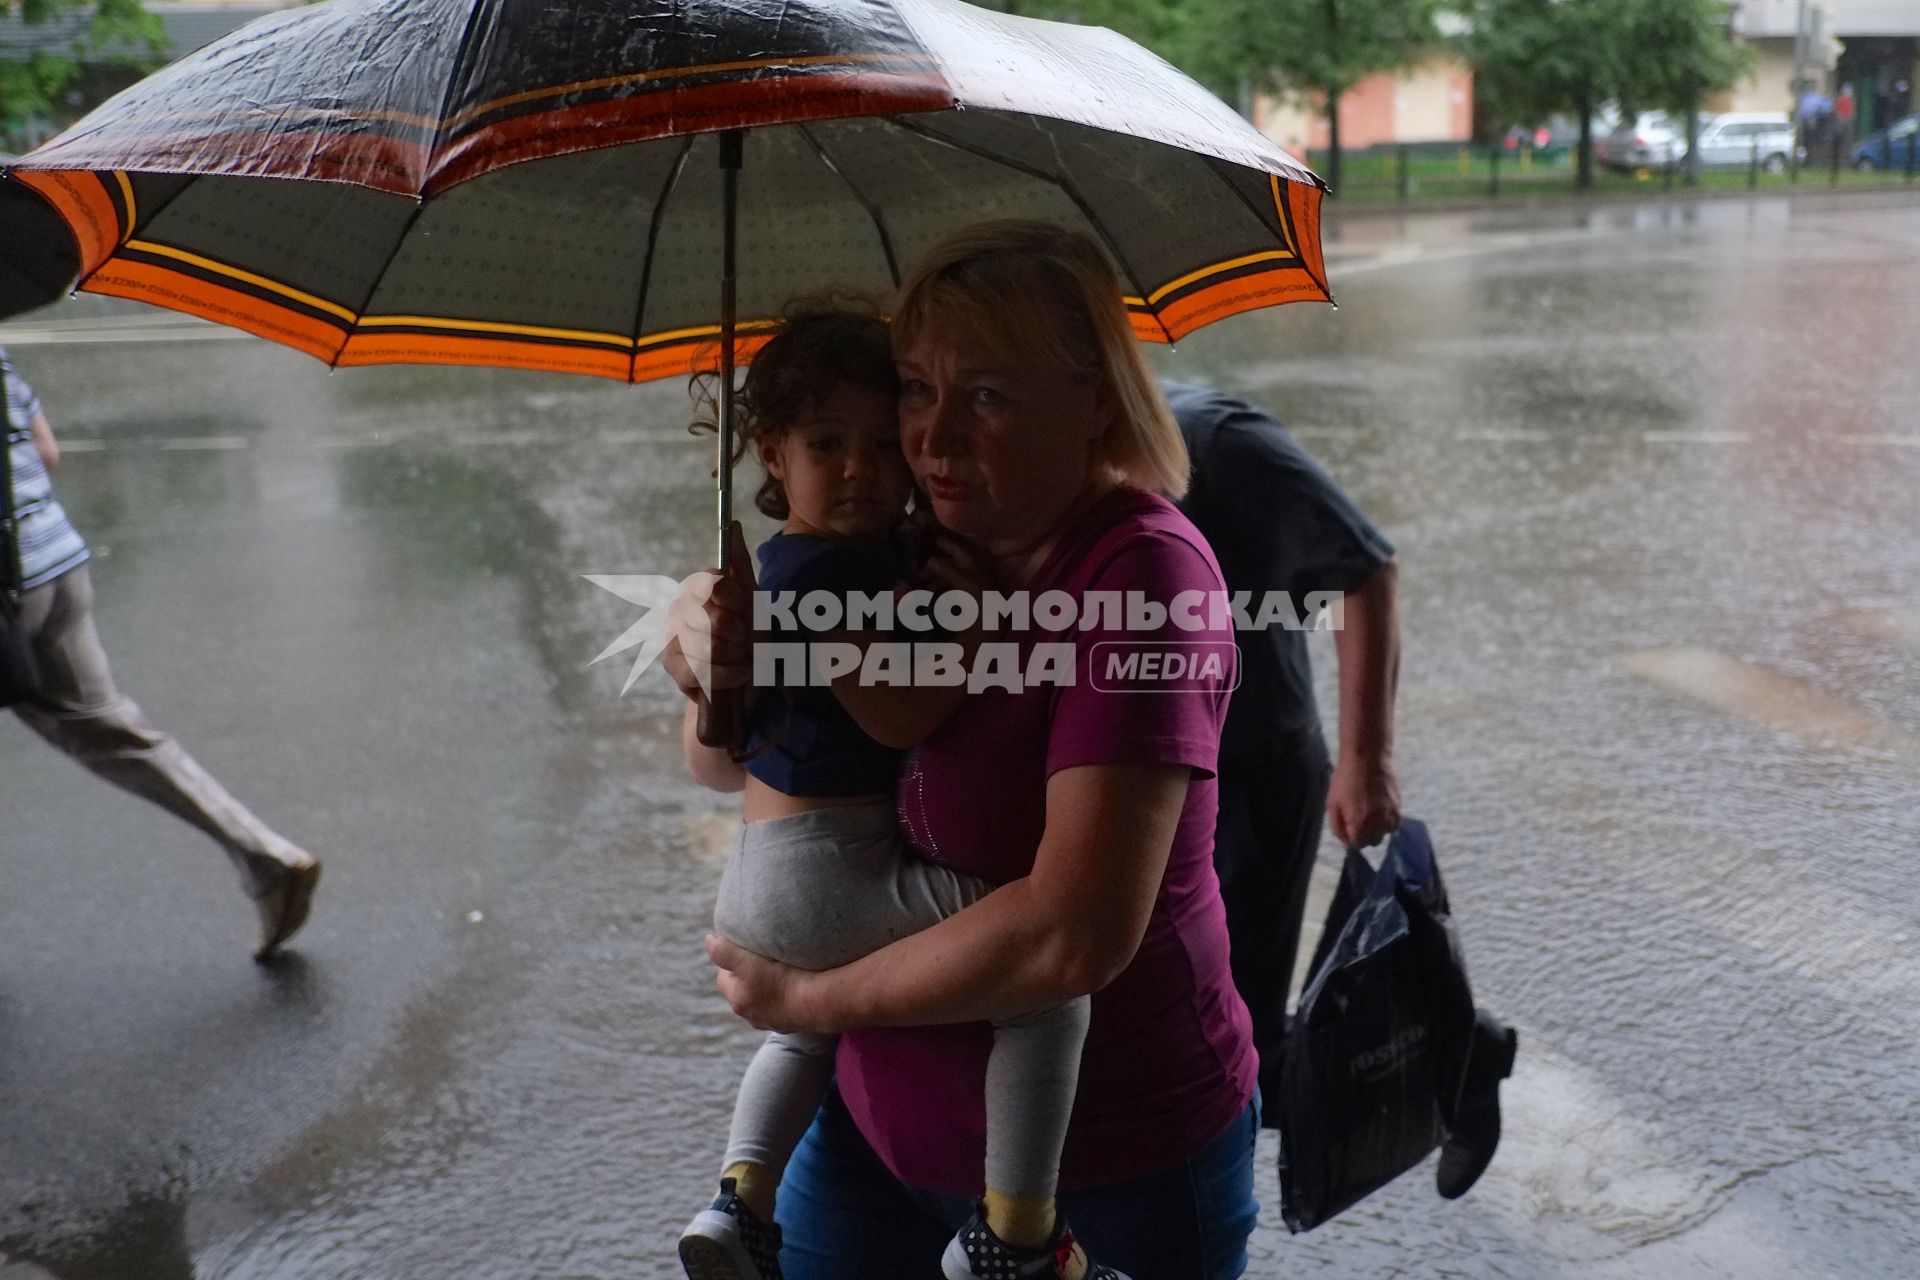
[[11, 565, 306, 890], [712, 801, 1090, 1200]]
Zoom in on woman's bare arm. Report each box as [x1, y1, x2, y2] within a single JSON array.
[[708, 761, 1188, 1030], [30, 413, 58, 470]]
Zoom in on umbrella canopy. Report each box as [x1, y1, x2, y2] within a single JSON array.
[[1, 0, 1329, 380], [0, 180, 79, 319]]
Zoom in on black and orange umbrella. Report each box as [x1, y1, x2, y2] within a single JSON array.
[[3, 0, 1329, 376], [1, 0, 1330, 731]]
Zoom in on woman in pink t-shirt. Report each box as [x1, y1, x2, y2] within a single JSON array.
[[668, 222, 1259, 1279]]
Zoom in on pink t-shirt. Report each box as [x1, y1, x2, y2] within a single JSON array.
[[837, 487, 1258, 1195]]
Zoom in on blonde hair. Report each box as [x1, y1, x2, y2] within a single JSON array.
[[892, 220, 1188, 498]]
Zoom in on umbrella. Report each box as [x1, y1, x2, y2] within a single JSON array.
[[1, 0, 1332, 739], [0, 180, 79, 318]]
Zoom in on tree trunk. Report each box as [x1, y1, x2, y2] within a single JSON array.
[[1576, 87, 1594, 190], [1683, 80, 1703, 186], [1326, 88, 1343, 195]]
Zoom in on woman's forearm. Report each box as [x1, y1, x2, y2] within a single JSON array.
[[1334, 558, 1399, 762], [798, 878, 1093, 1030], [31, 414, 58, 470], [786, 764, 1188, 1032]]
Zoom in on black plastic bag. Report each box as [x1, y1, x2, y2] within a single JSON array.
[[1275, 818, 1477, 1232], [0, 591, 40, 709]]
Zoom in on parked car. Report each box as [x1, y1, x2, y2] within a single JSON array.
[[1600, 112, 1698, 171], [1538, 108, 1622, 165], [1852, 114, 1920, 170], [1693, 113, 1798, 172]]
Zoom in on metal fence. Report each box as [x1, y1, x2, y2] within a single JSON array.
[[1313, 135, 1920, 204]]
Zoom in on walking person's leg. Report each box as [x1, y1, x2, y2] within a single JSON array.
[[1213, 733, 1332, 1102], [12, 566, 319, 956]]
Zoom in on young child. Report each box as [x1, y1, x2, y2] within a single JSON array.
[[675, 310, 1126, 1280]]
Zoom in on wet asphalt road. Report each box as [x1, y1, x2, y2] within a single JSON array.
[[2, 189, 1918, 1279]]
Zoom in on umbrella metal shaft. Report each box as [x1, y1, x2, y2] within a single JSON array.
[[716, 128, 743, 568], [697, 129, 748, 752]]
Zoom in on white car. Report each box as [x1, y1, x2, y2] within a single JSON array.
[[1693, 113, 1798, 172]]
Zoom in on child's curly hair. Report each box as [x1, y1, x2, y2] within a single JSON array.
[[690, 300, 900, 521]]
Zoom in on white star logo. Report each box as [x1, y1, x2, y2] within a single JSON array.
[[582, 574, 685, 696]]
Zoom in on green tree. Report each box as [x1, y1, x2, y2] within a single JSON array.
[[1467, 0, 1749, 189], [1207, 0, 1445, 194], [1618, 0, 1750, 184], [983, 2, 1448, 191], [1, 0, 165, 137]]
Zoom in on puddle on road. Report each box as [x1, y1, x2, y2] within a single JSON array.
[[1617, 647, 1920, 762], [1836, 607, 1920, 649]]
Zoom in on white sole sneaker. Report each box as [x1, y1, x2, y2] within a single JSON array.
[[939, 1233, 977, 1280], [679, 1208, 768, 1280]]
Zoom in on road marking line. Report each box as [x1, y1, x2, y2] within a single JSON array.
[[156, 436, 249, 451], [54, 439, 109, 453], [459, 431, 546, 447], [597, 429, 680, 445], [1835, 433, 1920, 447], [0, 326, 254, 346], [1617, 646, 1920, 759], [1456, 429, 1550, 442], [1835, 607, 1920, 648], [1641, 431, 1751, 444], [1330, 228, 1605, 280], [316, 435, 403, 449]]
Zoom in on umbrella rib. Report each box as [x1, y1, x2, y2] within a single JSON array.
[[631, 135, 696, 364], [1202, 156, 1336, 308], [797, 124, 899, 290], [339, 199, 433, 367], [427, 0, 496, 180], [885, 118, 1172, 343]]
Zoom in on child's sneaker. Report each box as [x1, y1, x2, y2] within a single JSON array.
[[940, 1209, 1131, 1280], [678, 1177, 784, 1280]]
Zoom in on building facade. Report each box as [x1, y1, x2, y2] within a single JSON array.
[[1254, 58, 1476, 157], [1731, 1, 1918, 131]]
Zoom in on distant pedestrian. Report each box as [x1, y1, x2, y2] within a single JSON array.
[[1836, 84, 1857, 139], [2, 346, 320, 960]]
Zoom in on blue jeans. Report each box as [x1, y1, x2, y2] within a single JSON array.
[[777, 1087, 1260, 1279]]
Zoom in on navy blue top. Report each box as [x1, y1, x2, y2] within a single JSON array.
[[1163, 381, 1395, 756], [744, 532, 906, 797]]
